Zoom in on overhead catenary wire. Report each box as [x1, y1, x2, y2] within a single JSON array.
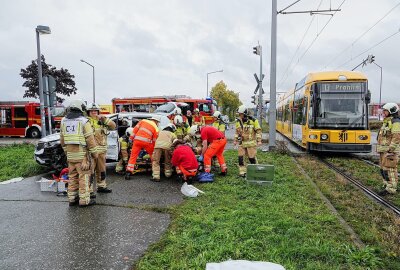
[[335, 28, 400, 69], [279, 0, 346, 89], [323, 1, 400, 69], [277, 0, 323, 90]]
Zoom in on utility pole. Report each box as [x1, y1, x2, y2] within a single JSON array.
[[36, 25, 51, 138], [268, 1, 341, 151], [269, 0, 277, 151]]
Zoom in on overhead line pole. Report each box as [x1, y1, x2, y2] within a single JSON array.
[[269, 1, 341, 151], [269, 0, 277, 151]]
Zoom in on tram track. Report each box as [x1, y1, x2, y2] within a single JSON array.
[[318, 157, 400, 217], [276, 131, 400, 217]]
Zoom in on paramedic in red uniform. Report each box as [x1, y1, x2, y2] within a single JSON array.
[[189, 125, 227, 175], [171, 143, 199, 181]]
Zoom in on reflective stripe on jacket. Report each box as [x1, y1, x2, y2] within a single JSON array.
[[213, 121, 226, 133], [60, 116, 97, 161], [377, 116, 400, 153], [88, 116, 116, 153], [235, 117, 261, 148], [130, 119, 159, 144]]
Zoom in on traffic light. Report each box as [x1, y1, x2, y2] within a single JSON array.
[[367, 54, 375, 64], [251, 95, 259, 105], [253, 45, 261, 55]]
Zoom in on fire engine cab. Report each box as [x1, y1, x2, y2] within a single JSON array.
[[0, 101, 43, 138]]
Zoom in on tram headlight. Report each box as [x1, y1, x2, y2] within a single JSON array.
[[321, 134, 329, 140], [358, 135, 368, 140], [309, 134, 318, 140]]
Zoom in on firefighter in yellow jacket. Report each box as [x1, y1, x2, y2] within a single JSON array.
[[60, 100, 98, 207], [174, 115, 189, 140], [87, 103, 116, 194], [212, 111, 226, 134], [151, 124, 177, 181], [377, 103, 400, 196], [234, 105, 262, 177], [115, 127, 133, 174]]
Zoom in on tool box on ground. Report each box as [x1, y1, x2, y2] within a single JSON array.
[[37, 178, 68, 192], [246, 164, 274, 185]]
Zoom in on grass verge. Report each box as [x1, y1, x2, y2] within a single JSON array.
[[0, 143, 47, 181], [297, 155, 400, 270], [326, 156, 400, 207], [134, 151, 380, 270]]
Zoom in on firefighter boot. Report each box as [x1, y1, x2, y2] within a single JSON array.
[[79, 199, 96, 207], [69, 198, 79, 206], [97, 187, 112, 193]]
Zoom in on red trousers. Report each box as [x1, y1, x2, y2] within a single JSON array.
[[126, 140, 155, 172], [204, 138, 227, 173]]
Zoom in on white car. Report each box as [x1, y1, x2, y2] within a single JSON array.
[[34, 112, 170, 171]]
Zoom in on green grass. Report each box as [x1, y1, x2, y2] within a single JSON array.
[[327, 156, 400, 208], [134, 151, 378, 270], [297, 156, 400, 270], [261, 119, 269, 133], [0, 143, 47, 181]]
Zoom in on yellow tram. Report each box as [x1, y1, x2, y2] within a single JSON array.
[[276, 71, 371, 152]]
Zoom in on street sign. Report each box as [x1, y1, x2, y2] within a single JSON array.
[[254, 73, 265, 94], [48, 75, 57, 107], [42, 77, 49, 107]]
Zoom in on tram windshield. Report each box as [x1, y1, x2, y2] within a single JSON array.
[[314, 82, 367, 129]]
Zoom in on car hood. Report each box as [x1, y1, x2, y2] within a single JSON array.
[[39, 133, 60, 143]]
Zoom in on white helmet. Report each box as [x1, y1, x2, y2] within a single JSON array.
[[164, 123, 176, 132], [237, 105, 248, 115], [125, 127, 134, 137], [213, 111, 221, 119], [194, 108, 200, 113], [173, 115, 183, 125], [174, 107, 182, 115], [68, 100, 87, 112], [121, 117, 129, 126], [149, 115, 161, 122], [87, 102, 101, 111], [188, 125, 199, 136], [382, 103, 399, 114]]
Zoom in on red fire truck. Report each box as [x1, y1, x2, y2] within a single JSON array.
[[0, 101, 43, 138], [112, 95, 217, 124]]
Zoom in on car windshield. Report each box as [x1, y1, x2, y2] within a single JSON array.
[[52, 107, 65, 117], [315, 82, 367, 129], [154, 103, 175, 113]]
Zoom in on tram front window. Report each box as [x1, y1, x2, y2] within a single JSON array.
[[316, 92, 366, 129]]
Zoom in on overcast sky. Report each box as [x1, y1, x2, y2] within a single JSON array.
[[1, 0, 399, 107]]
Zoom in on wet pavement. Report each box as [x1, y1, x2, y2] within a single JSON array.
[[0, 168, 183, 270]]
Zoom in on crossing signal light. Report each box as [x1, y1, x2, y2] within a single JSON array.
[[251, 95, 259, 105], [251, 95, 256, 104], [367, 55, 375, 63], [253, 45, 260, 55]]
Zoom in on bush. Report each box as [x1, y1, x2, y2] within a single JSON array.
[[369, 120, 382, 131]]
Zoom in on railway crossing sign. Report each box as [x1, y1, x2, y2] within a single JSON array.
[[254, 73, 265, 94]]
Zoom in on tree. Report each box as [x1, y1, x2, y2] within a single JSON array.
[[20, 55, 77, 102], [210, 80, 241, 121]]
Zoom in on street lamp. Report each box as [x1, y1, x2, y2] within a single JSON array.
[[373, 62, 383, 120], [206, 70, 223, 97], [36, 25, 51, 138], [80, 59, 96, 103]]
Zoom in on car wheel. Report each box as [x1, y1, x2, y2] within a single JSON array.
[[28, 127, 41, 138]]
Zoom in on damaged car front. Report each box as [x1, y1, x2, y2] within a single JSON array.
[[34, 133, 67, 172]]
